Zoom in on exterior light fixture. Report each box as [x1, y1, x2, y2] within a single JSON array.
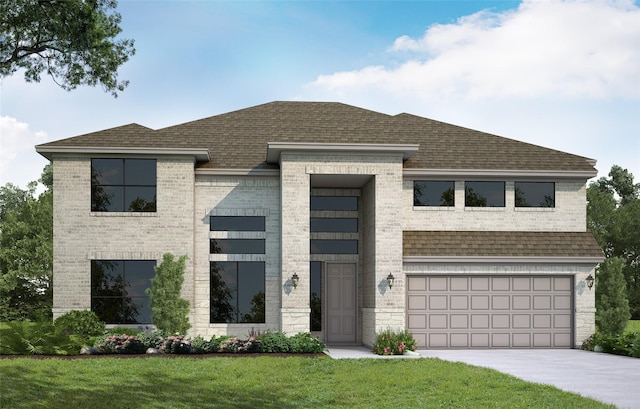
[[586, 274, 594, 290], [387, 273, 395, 289], [291, 273, 299, 289]]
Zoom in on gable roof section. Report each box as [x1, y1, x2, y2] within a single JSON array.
[[36, 101, 596, 174], [403, 231, 604, 263]]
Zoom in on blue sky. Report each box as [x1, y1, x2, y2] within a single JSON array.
[[1, 0, 639, 189]]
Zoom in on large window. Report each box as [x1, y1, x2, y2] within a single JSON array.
[[515, 182, 555, 208], [310, 262, 322, 331], [210, 239, 265, 254], [91, 260, 155, 324], [465, 181, 505, 207], [414, 181, 455, 206], [91, 159, 156, 212], [210, 216, 265, 231], [210, 262, 265, 323]]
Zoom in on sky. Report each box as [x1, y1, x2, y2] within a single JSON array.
[[1, 0, 639, 190]]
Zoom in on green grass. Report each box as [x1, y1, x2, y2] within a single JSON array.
[[625, 320, 640, 334], [0, 357, 614, 409]]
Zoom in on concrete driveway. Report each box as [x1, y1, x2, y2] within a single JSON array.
[[420, 349, 640, 409]]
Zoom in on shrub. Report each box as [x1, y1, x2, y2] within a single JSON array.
[[373, 328, 417, 355], [96, 334, 146, 354], [136, 330, 165, 349], [289, 332, 325, 353], [54, 310, 105, 338], [0, 321, 73, 355], [190, 336, 212, 354], [582, 331, 640, 358], [146, 253, 191, 335], [580, 332, 602, 351], [595, 258, 631, 335], [219, 337, 259, 353], [105, 327, 139, 336], [258, 331, 290, 353], [161, 335, 192, 354]]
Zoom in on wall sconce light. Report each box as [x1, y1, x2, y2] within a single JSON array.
[[386, 273, 395, 289], [586, 274, 594, 290], [291, 273, 299, 289]]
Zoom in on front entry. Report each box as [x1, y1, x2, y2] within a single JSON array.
[[327, 263, 357, 344]]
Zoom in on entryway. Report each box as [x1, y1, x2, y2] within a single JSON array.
[[327, 263, 357, 344]]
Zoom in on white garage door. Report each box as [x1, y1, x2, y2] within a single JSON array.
[[407, 275, 573, 349]]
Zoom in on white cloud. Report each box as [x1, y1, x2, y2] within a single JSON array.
[[0, 116, 49, 188], [311, 0, 640, 100]]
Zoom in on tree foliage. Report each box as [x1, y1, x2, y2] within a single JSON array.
[[1, 0, 135, 97], [146, 253, 191, 335], [595, 257, 630, 335], [0, 164, 53, 321], [587, 165, 640, 319]]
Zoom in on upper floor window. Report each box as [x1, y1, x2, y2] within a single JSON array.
[[210, 216, 265, 231], [91, 260, 155, 324], [310, 196, 358, 211], [310, 239, 358, 254], [414, 181, 455, 206], [91, 159, 156, 212], [465, 181, 505, 207], [310, 218, 358, 232], [210, 239, 265, 254], [515, 182, 555, 208]]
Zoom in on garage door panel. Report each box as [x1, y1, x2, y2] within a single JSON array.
[[407, 275, 573, 349]]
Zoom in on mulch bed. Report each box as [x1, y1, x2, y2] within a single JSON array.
[[0, 353, 327, 360]]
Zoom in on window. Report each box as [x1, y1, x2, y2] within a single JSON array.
[[465, 181, 505, 207], [310, 218, 358, 232], [91, 159, 156, 212], [515, 182, 555, 208], [210, 216, 265, 231], [310, 261, 322, 331], [310, 196, 358, 211], [91, 260, 155, 324], [414, 181, 455, 206], [310, 240, 358, 254], [210, 262, 265, 323], [210, 239, 265, 254]]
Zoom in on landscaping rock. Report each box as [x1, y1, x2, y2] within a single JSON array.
[[146, 348, 164, 355], [80, 346, 101, 355]]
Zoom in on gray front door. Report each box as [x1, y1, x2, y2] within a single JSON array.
[[327, 263, 357, 344]]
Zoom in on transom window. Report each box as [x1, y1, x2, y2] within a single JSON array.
[[210, 216, 265, 231], [310, 239, 358, 254], [310, 196, 358, 211], [210, 261, 265, 323], [91, 159, 156, 212], [210, 239, 265, 254], [465, 181, 505, 207], [310, 218, 358, 232], [91, 260, 155, 324], [414, 181, 455, 206], [515, 182, 555, 208]]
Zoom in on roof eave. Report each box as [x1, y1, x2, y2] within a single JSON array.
[[35, 146, 211, 162], [403, 168, 597, 179], [403, 256, 604, 264]]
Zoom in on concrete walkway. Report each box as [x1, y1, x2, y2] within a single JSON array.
[[325, 347, 640, 409]]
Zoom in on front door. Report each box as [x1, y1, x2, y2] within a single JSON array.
[[327, 263, 357, 344]]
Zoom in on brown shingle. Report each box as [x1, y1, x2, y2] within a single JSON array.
[[37, 101, 596, 172], [403, 231, 604, 258]]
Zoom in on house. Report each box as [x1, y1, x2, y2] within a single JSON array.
[[36, 101, 604, 349]]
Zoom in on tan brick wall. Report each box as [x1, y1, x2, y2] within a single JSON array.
[[52, 155, 195, 323]]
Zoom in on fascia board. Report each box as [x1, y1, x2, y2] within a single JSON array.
[[403, 169, 597, 180], [35, 146, 210, 161], [403, 256, 605, 265]]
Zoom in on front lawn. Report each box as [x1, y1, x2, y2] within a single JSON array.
[[0, 357, 614, 409]]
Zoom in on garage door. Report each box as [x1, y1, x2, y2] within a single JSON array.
[[407, 276, 573, 349]]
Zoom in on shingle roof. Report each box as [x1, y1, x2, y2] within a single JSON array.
[[403, 231, 604, 258], [37, 101, 596, 172]]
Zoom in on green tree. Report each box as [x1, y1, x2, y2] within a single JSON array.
[[587, 165, 640, 318], [146, 253, 191, 335], [0, 164, 53, 321], [595, 257, 630, 335], [1, 0, 135, 97]]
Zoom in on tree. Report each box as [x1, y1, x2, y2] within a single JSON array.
[[587, 165, 640, 319], [1, 0, 135, 97], [0, 164, 53, 321], [595, 257, 630, 335], [146, 253, 191, 335]]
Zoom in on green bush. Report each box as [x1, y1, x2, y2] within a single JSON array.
[[95, 334, 146, 354], [373, 328, 417, 355], [219, 336, 259, 353], [595, 258, 631, 335], [0, 321, 74, 355], [105, 327, 139, 336], [136, 330, 165, 349], [161, 335, 192, 354], [146, 253, 191, 335], [582, 331, 640, 358], [54, 310, 105, 338], [258, 331, 290, 353], [289, 332, 325, 353]]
